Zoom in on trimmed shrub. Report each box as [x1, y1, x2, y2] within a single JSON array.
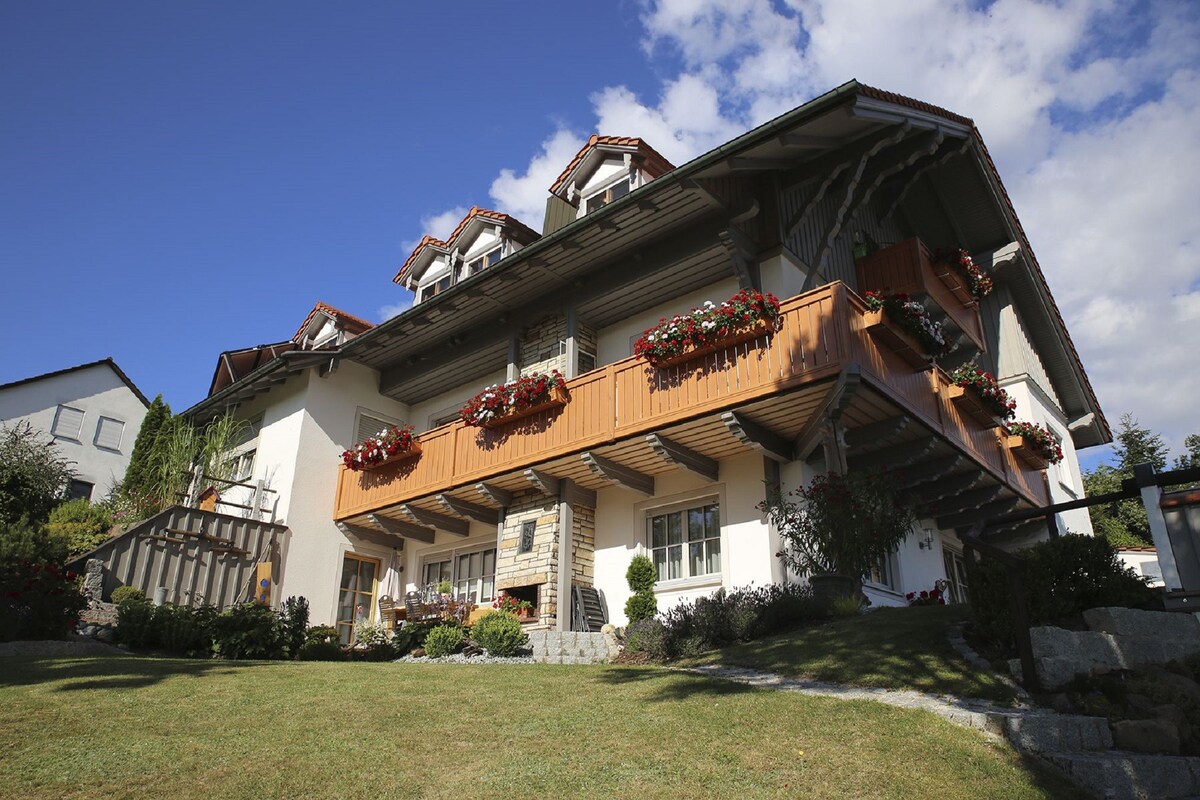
[[352, 620, 395, 661], [116, 597, 157, 649], [279, 596, 309, 659], [423, 624, 464, 658], [210, 603, 287, 660], [968, 533, 1159, 649], [624, 554, 658, 623], [471, 611, 528, 656], [155, 603, 215, 657], [625, 618, 669, 660], [298, 638, 345, 661], [46, 499, 113, 557], [110, 586, 145, 605]]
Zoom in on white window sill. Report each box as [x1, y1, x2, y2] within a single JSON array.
[[654, 574, 723, 593]]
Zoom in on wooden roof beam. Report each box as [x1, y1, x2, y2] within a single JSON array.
[[336, 521, 405, 550], [581, 452, 655, 496], [913, 470, 985, 506], [436, 494, 500, 525], [398, 504, 469, 536], [475, 482, 514, 508], [938, 497, 1021, 531], [646, 434, 718, 482], [368, 513, 435, 544], [923, 483, 1003, 517], [844, 415, 912, 451], [723, 411, 793, 463], [849, 436, 936, 472], [524, 468, 560, 497]]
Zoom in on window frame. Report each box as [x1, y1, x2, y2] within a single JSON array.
[[336, 552, 381, 645], [93, 415, 125, 452], [66, 479, 94, 501], [222, 413, 263, 484], [418, 543, 498, 604], [52, 404, 85, 441], [644, 497, 722, 586], [942, 546, 971, 604], [465, 244, 503, 278], [581, 174, 633, 215], [863, 549, 901, 593], [353, 407, 401, 447]]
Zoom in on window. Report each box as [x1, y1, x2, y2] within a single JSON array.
[[454, 548, 496, 604], [585, 177, 630, 213], [466, 246, 502, 277], [429, 409, 460, 430], [336, 553, 380, 645], [94, 416, 125, 451], [647, 501, 720, 582], [66, 479, 93, 501], [227, 450, 256, 482], [52, 405, 85, 440], [942, 549, 970, 604], [419, 275, 452, 302], [355, 410, 399, 445], [222, 414, 261, 483], [578, 348, 597, 374], [518, 520, 535, 554], [421, 546, 497, 604], [866, 551, 898, 591]]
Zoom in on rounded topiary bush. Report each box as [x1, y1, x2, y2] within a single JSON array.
[[423, 624, 464, 658], [110, 585, 145, 605], [472, 611, 528, 656], [625, 554, 658, 622], [298, 638, 345, 661]]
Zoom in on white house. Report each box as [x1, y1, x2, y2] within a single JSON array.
[[183, 82, 1109, 640], [0, 358, 150, 501]]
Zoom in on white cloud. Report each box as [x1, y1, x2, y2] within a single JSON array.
[[490, 129, 586, 224], [400, 205, 471, 256], [378, 295, 413, 321]]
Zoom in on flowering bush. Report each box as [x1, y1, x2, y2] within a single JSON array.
[[634, 289, 781, 367], [342, 423, 417, 471], [863, 291, 955, 357], [492, 591, 533, 614], [460, 371, 567, 428], [1006, 421, 1064, 464], [935, 248, 993, 299], [906, 587, 946, 606], [950, 363, 1016, 420], [0, 560, 84, 642]]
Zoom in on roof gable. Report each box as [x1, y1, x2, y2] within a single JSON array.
[[549, 135, 675, 201], [0, 358, 150, 408], [394, 206, 539, 287]]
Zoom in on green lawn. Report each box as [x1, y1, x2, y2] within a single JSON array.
[[0, 655, 1080, 799], [682, 605, 1016, 703]]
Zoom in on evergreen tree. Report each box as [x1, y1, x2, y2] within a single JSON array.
[[1112, 413, 1168, 473], [1174, 434, 1200, 471], [119, 394, 169, 501], [1083, 415, 1180, 547]]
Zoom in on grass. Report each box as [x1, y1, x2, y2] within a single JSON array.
[[0, 655, 1082, 800], [682, 604, 1017, 703]]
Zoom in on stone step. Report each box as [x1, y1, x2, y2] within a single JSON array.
[[991, 712, 1112, 754], [1044, 752, 1200, 800]]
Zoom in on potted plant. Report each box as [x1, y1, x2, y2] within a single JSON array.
[[634, 289, 782, 368], [460, 371, 569, 429], [862, 291, 954, 365], [1004, 421, 1064, 468], [946, 363, 1016, 427], [437, 579, 453, 600], [932, 248, 993, 301], [759, 471, 916, 605], [492, 591, 535, 621], [341, 423, 420, 471]]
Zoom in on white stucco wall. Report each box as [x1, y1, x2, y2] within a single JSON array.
[[758, 250, 809, 302], [596, 451, 775, 625], [409, 367, 508, 432], [594, 276, 740, 366], [1118, 549, 1163, 587], [0, 363, 148, 501]]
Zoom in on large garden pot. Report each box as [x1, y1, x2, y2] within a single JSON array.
[[808, 573, 856, 607]]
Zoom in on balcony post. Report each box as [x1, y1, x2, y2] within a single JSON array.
[[556, 479, 575, 632], [565, 308, 579, 379]]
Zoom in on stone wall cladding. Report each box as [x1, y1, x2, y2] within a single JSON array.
[[526, 630, 619, 664], [495, 489, 559, 627], [571, 505, 595, 588], [520, 315, 568, 377]]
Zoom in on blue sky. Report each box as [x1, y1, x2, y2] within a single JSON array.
[[3, 1, 1198, 469]]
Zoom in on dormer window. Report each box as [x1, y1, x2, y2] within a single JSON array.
[[466, 245, 503, 277], [420, 275, 452, 303], [584, 178, 631, 214]]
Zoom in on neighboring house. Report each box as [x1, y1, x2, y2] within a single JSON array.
[[184, 81, 1109, 641], [0, 358, 150, 501]]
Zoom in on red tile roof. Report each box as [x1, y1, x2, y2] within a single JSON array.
[[292, 301, 374, 343], [549, 135, 676, 196], [394, 206, 540, 285]]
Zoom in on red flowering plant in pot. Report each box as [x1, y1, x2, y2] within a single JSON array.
[[906, 587, 947, 606], [341, 423, 418, 471], [1005, 421, 1064, 465], [0, 560, 85, 642], [460, 371, 568, 428], [934, 248, 993, 300], [863, 291, 955, 358], [634, 289, 782, 368], [492, 591, 534, 618], [949, 362, 1016, 421]]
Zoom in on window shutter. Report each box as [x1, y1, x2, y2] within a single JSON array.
[[356, 413, 393, 444], [94, 417, 125, 450], [52, 405, 84, 439]]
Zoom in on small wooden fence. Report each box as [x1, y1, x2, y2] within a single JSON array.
[[67, 505, 290, 609]]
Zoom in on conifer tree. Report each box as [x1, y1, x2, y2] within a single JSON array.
[[120, 394, 169, 501]]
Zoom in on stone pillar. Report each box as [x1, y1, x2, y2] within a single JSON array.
[[83, 558, 105, 603]]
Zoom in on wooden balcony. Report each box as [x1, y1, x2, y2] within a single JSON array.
[[855, 238, 986, 352], [335, 282, 1048, 526]]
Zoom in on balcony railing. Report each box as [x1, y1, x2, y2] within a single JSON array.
[[335, 281, 1048, 520]]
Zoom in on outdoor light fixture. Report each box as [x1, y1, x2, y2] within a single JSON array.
[[918, 528, 936, 550]]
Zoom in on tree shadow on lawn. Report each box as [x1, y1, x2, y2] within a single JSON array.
[[0, 655, 268, 692], [594, 665, 756, 702]]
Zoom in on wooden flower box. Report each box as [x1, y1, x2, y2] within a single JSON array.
[[651, 320, 776, 368], [863, 310, 931, 369], [945, 385, 1004, 429], [1005, 435, 1050, 470], [930, 258, 977, 308], [479, 385, 570, 430], [359, 441, 422, 471]]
